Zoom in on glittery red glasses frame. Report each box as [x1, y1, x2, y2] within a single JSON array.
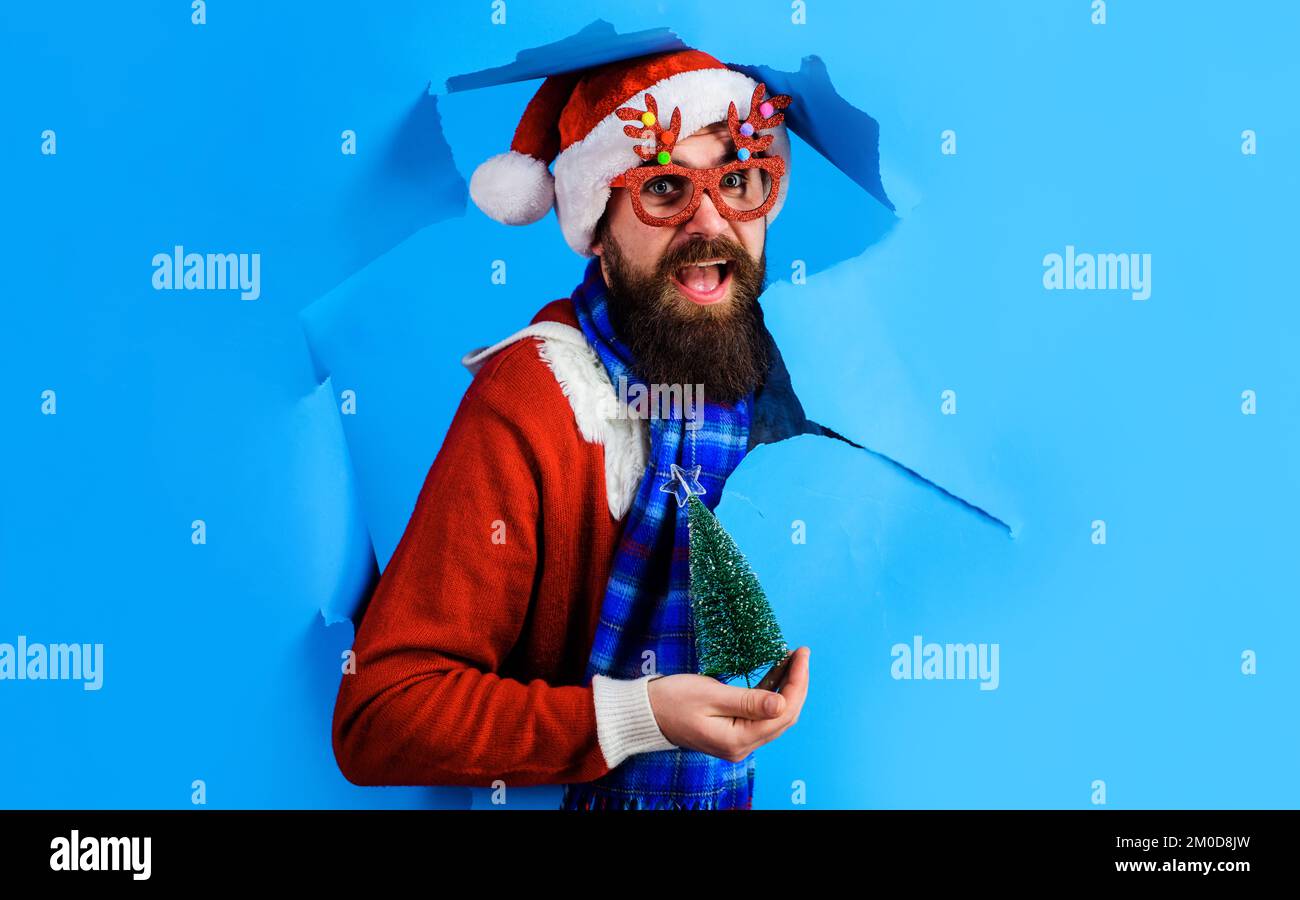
[[609, 155, 786, 227]]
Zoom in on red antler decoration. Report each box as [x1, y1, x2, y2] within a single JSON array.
[[616, 92, 682, 162], [727, 82, 792, 156]]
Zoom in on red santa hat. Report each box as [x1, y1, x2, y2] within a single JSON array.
[[468, 48, 792, 257]]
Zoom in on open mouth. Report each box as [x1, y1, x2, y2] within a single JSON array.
[[671, 258, 733, 306]]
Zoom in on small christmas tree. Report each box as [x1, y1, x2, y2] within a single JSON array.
[[686, 493, 789, 687]]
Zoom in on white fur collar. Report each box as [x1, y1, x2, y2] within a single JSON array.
[[462, 323, 649, 520]]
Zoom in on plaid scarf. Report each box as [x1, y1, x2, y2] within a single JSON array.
[[560, 257, 757, 810]]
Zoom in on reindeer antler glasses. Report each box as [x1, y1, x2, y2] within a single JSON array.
[[608, 83, 791, 228]]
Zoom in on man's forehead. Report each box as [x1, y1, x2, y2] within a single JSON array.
[[691, 120, 732, 135], [656, 121, 735, 168], [681, 121, 732, 144]]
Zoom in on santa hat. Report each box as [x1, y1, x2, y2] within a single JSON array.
[[468, 48, 792, 257]]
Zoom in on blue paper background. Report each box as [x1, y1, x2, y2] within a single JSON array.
[[2, 1, 1296, 809]]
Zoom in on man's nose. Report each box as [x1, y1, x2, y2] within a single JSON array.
[[682, 189, 729, 240]]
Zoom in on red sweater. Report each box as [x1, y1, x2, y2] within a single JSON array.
[[332, 298, 640, 787]]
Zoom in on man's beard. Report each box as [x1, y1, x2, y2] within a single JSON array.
[[598, 229, 771, 406]]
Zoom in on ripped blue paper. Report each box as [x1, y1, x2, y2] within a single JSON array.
[[306, 18, 909, 619], [444, 19, 688, 92]]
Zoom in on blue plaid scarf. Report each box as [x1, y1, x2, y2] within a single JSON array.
[[560, 257, 757, 810]]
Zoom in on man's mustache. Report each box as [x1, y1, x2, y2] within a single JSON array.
[[655, 238, 755, 274]]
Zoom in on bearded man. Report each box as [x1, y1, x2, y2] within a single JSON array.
[[332, 48, 825, 810]]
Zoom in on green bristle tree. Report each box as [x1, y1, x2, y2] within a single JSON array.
[[686, 493, 789, 688]]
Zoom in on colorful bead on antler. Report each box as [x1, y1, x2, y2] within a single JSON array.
[[728, 83, 791, 161], [616, 93, 682, 165]]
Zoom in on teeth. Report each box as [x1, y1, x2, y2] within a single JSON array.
[[695, 259, 727, 267]]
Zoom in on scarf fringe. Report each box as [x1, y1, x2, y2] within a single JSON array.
[[561, 783, 754, 811]]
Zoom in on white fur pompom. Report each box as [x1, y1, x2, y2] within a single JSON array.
[[469, 151, 555, 225]]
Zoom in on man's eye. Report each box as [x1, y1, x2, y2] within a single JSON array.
[[721, 172, 744, 188], [647, 178, 674, 195]]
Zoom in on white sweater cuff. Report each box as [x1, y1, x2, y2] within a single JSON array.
[[591, 673, 678, 770]]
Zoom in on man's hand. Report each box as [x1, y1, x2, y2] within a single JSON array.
[[646, 646, 810, 763]]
